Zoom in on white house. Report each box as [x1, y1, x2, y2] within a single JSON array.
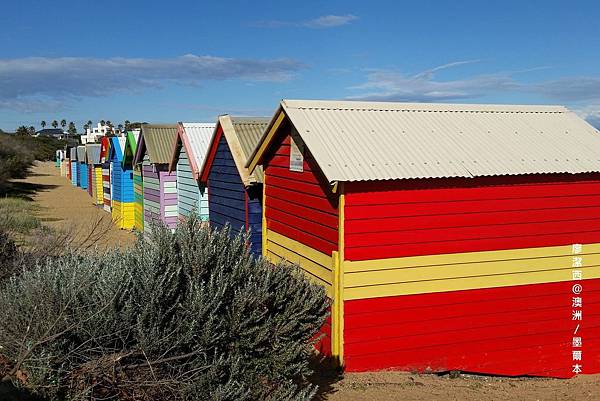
[[81, 123, 122, 144]]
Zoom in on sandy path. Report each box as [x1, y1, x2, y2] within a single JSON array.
[[322, 371, 599, 401], [17, 161, 135, 248]]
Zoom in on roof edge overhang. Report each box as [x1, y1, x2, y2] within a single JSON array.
[[220, 114, 257, 187], [198, 118, 225, 184], [246, 104, 285, 174], [168, 122, 185, 174], [132, 126, 146, 166]]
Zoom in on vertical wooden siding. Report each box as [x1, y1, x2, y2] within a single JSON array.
[[177, 146, 209, 221], [208, 135, 261, 254]]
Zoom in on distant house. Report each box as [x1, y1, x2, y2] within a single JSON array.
[[35, 128, 66, 139], [81, 123, 121, 144]]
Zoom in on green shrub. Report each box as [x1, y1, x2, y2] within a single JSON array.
[[0, 216, 329, 401], [0, 133, 71, 194]]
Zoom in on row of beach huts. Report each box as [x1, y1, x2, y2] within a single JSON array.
[[54, 100, 600, 378]]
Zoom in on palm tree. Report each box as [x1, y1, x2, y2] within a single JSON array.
[[68, 122, 77, 136], [100, 120, 106, 126], [51, 120, 58, 129], [28, 126, 35, 135], [117, 124, 124, 133], [87, 120, 93, 129], [60, 119, 67, 130], [124, 120, 131, 131], [41, 120, 46, 129]]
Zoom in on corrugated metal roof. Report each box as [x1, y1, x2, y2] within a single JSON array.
[[251, 99, 600, 183], [138, 124, 177, 165], [76, 146, 86, 162], [179, 122, 216, 177], [220, 116, 270, 184], [85, 144, 101, 164]]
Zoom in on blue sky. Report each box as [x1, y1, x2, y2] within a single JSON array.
[[1, 0, 600, 131]]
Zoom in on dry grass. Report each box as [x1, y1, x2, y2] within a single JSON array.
[[0, 197, 41, 240]]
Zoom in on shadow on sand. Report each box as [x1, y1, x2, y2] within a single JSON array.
[[0, 181, 58, 201], [311, 356, 345, 400]]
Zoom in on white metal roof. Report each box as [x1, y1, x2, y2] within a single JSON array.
[[269, 99, 600, 183], [181, 122, 215, 177]]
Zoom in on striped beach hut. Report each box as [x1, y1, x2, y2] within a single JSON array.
[[100, 137, 112, 212], [169, 122, 215, 222], [86, 149, 94, 198], [109, 136, 135, 229], [199, 116, 269, 255], [86, 144, 103, 205], [77, 146, 88, 190], [123, 131, 143, 231], [133, 124, 178, 232], [70, 147, 78, 186], [57, 150, 67, 176], [55, 150, 63, 168], [247, 100, 600, 378], [65, 149, 71, 180]]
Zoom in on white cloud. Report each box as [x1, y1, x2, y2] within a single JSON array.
[[253, 14, 358, 29], [0, 54, 304, 112], [349, 61, 600, 128], [349, 61, 516, 102], [351, 61, 600, 103], [303, 14, 358, 28], [574, 104, 600, 129]]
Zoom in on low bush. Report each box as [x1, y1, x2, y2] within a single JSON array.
[[0, 216, 329, 401], [0, 133, 70, 194]]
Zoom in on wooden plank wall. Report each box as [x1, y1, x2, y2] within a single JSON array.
[[134, 166, 144, 231], [101, 162, 111, 212], [142, 156, 161, 234], [89, 165, 94, 197], [264, 131, 338, 292], [158, 165, 178, 230], [94, 167, 103, 205], [71, 161, 77, 186], [79, 162, 88, 189], [177, 145, 209, 221], [341, 175, 600, 375], [208, 135, 263, 253]]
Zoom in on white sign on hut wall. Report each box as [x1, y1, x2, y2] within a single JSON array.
[[289, 131, 304, 172]]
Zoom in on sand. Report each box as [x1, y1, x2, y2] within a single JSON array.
[[16, 161, 134, 248], [320, 371, 599, 401]]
